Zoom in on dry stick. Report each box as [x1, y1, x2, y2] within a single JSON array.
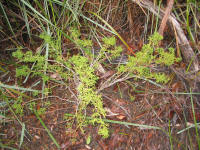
[[158, 0, 174, 37], [131, 0, 199, 73]]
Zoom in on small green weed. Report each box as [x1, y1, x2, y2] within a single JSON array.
[[68, 28, 110, 138], [69, 55, 107, 128]]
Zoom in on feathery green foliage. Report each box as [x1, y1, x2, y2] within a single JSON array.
[[69, 55, 109, 138], [118, 32, 181, 84]]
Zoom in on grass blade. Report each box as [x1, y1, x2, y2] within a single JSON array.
[[34, 110, 60, 149], [190, 88, 200, 149], [87, 11, 135, 55], [177, 122, 200, 134], [0, 143, 17, 150], [0, 2, 16, 39], [168, 119, 173, 150], [19, 123, 25, 148], [21, 1, 31, 40], [20, 0, 53, 26], [0, 83, 40, 92], [65, 113, 161, 130]]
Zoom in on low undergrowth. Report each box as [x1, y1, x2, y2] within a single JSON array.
[[1, 0, 199, 149], [11, 28, 181, 138]]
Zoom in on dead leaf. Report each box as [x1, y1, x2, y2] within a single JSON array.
[[172, 82, 181, 93], [34, 135, 40, 140], [116, 115, 126, 120], [85, 145, 91, 149]]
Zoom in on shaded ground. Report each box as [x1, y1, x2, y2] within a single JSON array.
[[1, 72, 198, 149]]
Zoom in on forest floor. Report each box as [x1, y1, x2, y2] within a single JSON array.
[[0, 0, 200, 149]]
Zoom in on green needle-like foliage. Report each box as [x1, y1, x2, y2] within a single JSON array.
[[118, 32, 181, 84], [69, 55, 108, 138]]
